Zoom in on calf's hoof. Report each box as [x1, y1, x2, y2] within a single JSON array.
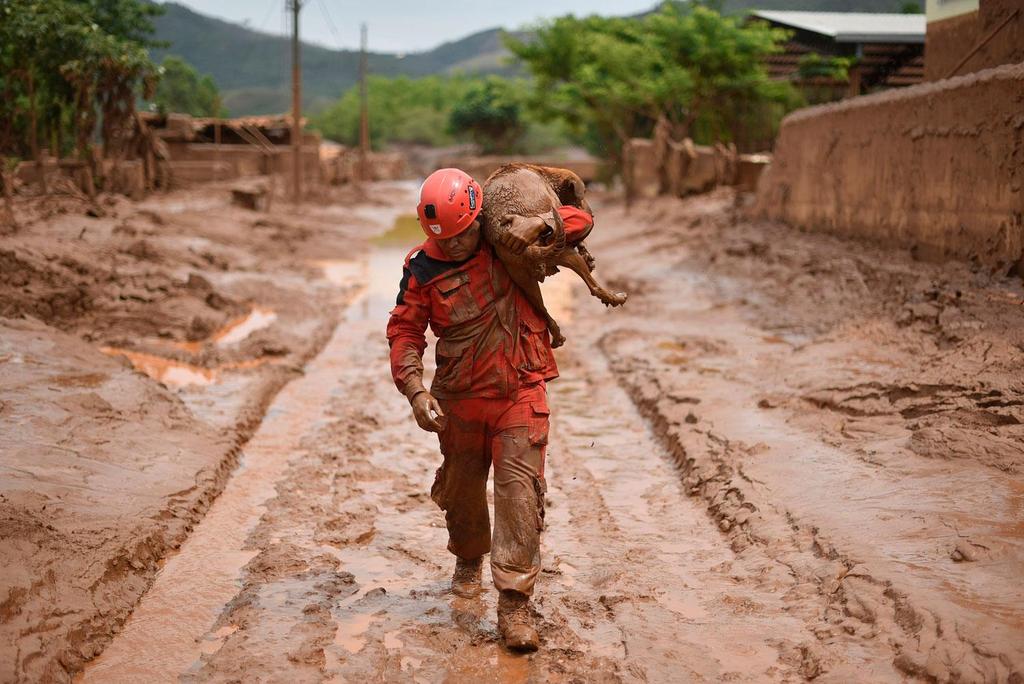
[[601, 291, 628, 307]]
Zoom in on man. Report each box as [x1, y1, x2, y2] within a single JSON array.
[[387, 168, 588, 651]]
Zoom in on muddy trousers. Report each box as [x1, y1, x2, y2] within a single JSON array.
[[432, 383, 549, 596]]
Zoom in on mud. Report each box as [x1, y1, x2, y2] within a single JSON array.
[[593, 189, 1024, 681], [0, 181, 398, 682], [8, 181, 1024, 682], [85, 223, 845, 683]]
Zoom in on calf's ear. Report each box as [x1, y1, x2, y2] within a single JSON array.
[[539, 166, 588, 210]]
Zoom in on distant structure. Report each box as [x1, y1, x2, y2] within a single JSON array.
[[924, 0, 1023, 80], [751, 11, 925, 101]]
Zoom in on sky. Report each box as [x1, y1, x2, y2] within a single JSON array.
[[164, 0, 657, 53]]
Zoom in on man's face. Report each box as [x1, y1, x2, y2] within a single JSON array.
[[436, 220, 480, 261]]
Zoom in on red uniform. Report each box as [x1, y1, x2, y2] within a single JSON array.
[[387, 237, 558, 401], [387, 236, 558, 595]]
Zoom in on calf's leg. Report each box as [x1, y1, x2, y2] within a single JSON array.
[[555, 247, 628, 307]]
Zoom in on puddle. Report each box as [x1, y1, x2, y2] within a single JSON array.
[[334, 613, 375, 654], [101, 348, 217, 386], [372, 214, 422, 247], [82, 305, 361, 681], [315, 259, 363, 287], [149, 307, 278, 355], [345, 249, 406, 322], [101, 348, 272, 387], [81, 235, 416, 682], [102, 307, 278, 386], [215, 308, 277, 346]]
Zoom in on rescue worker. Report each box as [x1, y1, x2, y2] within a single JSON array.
[[386, 168, 592, 651]]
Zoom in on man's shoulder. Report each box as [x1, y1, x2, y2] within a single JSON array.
[[404, 245, 477, 287]]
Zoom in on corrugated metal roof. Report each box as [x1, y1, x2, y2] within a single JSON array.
[[751, 11, 926, 44]]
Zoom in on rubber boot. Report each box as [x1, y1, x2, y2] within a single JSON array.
[[497, 589, 539, 651], [451, 556, 483, 598]]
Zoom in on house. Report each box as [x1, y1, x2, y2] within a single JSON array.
[[750, 11, 926, 100]]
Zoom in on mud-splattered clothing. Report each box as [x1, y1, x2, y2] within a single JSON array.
[[432, 385, 548, 594], [386, 238, 555, 595], [386, 239, 558, 402]]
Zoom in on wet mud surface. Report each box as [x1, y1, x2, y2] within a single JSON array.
[[7, 183, 1023, 682], [0, 182, 398, 682], [84, 222, 839, 683], [594, 190, 1024, 681]]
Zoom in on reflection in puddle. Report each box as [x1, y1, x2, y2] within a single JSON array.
[[335, 613, 375, 654], [373, 215, 422, 247], [101, 348, 216, 386], [152, 307, 278, 355], [101, 348, 270, 387]]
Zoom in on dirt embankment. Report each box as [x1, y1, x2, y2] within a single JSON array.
[[587, 189, 1024, 681], [0, 182, 379, 682], [757, 62, 1024, 272]]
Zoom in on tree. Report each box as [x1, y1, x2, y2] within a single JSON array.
[[152, 56, 225, 117], [312, 75, 476, 149], [448, 77, 526, 154], [506, 3, 797, 159], [0, 0, 159, 160], [69, 0, 165, 46]]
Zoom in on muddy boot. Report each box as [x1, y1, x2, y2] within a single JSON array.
[[451, 556, 483, 598], [497, 589, 539, 651]]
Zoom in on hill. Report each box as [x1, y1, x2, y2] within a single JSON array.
[[150, 0, 915, 116], [150, 3, 520, 115]]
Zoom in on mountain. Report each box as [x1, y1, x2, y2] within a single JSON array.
[[149, 3, 521, 115], [150, 0, 916, 116]]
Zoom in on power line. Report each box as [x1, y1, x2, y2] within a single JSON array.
[[257, 0, 278, 31], [315, 0, 345, 49]]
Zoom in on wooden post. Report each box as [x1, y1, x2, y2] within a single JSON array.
[[290, 0, 303, 203], [846, 65, 862, 98], [28, 71, 47, 194], [359, 23, 370, 182], [215, 115, 222, 183]]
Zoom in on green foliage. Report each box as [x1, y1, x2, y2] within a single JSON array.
[[311, 75, 469, 149], [310, 75, 567, 153], [796, 53, 856, 82], [448, 77, 525, 154], [506, 3, 798, 158], [0, 0, 159, 158], [900, 2, 922, 13], [151, 55, 225, 117], [70, 0, 165, 46]]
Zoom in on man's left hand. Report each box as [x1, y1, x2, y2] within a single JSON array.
[[497, 215, 549, 255]]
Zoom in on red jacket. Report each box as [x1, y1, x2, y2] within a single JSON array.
[[387, 238, 558, 401]]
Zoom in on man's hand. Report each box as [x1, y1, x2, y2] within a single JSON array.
[[411, 391, 446, 433], [497, 214, 550, 255]]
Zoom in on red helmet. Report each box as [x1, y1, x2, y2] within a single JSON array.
[[416, 168, 482, 239]]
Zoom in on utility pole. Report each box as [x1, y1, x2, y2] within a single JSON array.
[[290, 0, 303, 203], [358, 23, 369, 182]]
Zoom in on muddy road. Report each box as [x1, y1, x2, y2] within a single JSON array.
[[80, 227, 851, 683], [5, 183, 1023, 682]]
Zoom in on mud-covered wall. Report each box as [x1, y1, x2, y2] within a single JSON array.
[[756, 62, 1024, 271], [925, 10, 980, 80], [925, 0, 1024, 81]]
